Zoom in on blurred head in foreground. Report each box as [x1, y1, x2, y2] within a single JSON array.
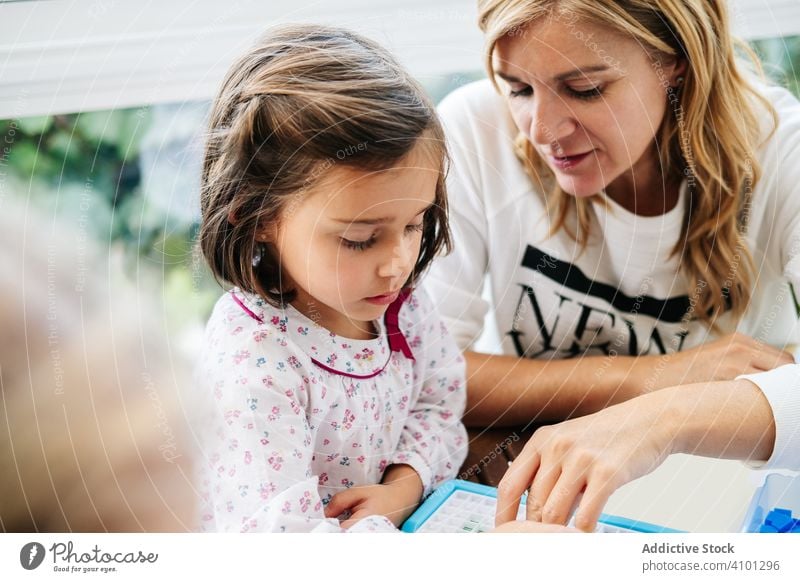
[[0, 198, 197, 532]]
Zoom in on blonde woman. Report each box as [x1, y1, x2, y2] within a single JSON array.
[[425, 0, 800, 530]]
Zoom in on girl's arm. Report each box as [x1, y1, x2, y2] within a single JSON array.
[[387, 288, 469, 497], [495, 377, 778, 532]]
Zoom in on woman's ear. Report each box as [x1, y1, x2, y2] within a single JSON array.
[[669, 58, 688, 88]]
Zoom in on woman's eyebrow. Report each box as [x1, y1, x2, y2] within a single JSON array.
[[497, 64, 610, 84], [331, 202, 434, 225]]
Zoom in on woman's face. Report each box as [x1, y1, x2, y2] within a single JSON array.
[[494, 14, 684, 202]]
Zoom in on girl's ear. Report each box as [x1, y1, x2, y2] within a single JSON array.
[[255, 221, 279, 244]]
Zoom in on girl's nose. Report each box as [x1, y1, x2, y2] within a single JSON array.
[[377, 238, 414, 282]]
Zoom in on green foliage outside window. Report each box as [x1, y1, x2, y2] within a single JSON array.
[[2, 39, 800, 328]]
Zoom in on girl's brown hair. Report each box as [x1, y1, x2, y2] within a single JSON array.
[[478, 0, 778, 328], [199, 24, 451, 306]]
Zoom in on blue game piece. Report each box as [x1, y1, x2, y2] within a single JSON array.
[[766, 509, 794, 532], [759, 524, 778, 533]]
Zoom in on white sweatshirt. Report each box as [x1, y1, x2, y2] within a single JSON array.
[[426, 79, 800, 470]]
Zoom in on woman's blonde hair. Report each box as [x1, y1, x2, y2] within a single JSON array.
[[478, 0, 778, 327], [200, 24, 451, 306]]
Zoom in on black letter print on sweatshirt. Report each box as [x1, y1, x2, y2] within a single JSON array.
[[508, 245, 692, 358]]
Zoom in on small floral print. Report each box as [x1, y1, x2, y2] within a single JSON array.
[[270, 316, 288, 333], [259, 482, 277, 499], [353, 347, 375, 361], [267, 453, 284, 471], [342, 409, 355, 430]]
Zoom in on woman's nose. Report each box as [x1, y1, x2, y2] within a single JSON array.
[[529, 91, 577, 148]]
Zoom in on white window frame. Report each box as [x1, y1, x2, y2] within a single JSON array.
[[1, 0, 799, 118]]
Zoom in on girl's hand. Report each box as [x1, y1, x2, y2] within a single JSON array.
[[324, 464, 423, 529], [631, 333, 793, 394], [495, 396, 673, 532]]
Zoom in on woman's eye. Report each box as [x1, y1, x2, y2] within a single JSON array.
[[567, 86, 603, 100], [341, 236, 377, 251], [508, 84, 532, 98]]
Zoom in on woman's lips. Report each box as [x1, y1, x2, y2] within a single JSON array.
[[549, 150, 593, 170], [364, 291, 400, 305]]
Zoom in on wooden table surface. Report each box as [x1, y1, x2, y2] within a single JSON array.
[[457, 425, 540, 487]]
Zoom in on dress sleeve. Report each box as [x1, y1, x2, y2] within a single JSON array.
[[424, 89, 492, 350], [390, 288, 469, 496], [197, 306, 397, 532]]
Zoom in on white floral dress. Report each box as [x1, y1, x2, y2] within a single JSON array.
[[196, 287, 468, 532]]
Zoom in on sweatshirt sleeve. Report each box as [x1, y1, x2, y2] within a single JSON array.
[[735, 84, 800, 471], [737, 364, 800, 470], [389, 288, 469, 496]]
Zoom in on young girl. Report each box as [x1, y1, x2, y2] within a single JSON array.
[[195, 24, 468, 532]]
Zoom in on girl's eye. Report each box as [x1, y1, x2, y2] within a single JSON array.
[[341, 236, 376, 252], [405, 222, 424, 234], [567, 86, 603, 100]]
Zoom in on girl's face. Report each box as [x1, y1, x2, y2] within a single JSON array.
[[267, 142, 439, 339], [494, 15, 684, 205]]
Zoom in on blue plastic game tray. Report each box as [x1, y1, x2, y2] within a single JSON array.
[[402, 479, 683, 533]]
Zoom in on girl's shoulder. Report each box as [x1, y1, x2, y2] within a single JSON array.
[[202, 289, 309, 364], [396, 286, 444, 344]]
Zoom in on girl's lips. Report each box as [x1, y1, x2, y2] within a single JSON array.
[[549, 150, 593, 170], [364, 291, 400, 305]]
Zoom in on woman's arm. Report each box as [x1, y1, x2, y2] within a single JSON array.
[[494, 378, 776, 532], [464, 333, 793, 427], [463, 350, 640, 426]]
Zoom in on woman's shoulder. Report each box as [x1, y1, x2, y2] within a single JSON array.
[[747, 78, 800, 147], [438, 79, 518, 142]]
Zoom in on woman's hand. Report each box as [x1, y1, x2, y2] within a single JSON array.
[[631, 333, 793, 394], [324, 464, 423, 529], [495, 395, 674, 532], [490, 520, 580, 533], [495, 377, 777, 532]]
